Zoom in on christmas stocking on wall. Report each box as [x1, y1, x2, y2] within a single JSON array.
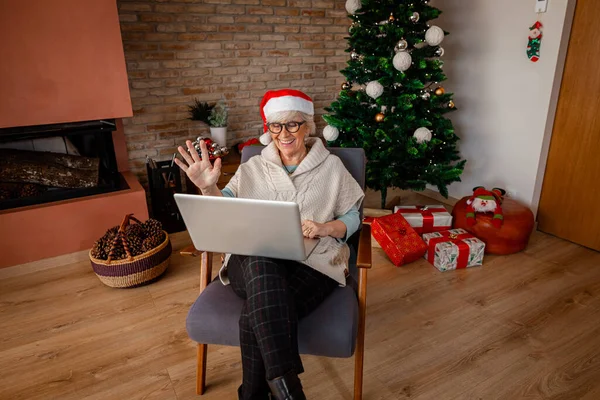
[[527, 21, 543, 62]]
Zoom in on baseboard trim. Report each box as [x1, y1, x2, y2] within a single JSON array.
[[0, 249, 90, 280], [420, 188, 460, 207]]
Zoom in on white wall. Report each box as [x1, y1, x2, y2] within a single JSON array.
[[431, 0, 576, 215]]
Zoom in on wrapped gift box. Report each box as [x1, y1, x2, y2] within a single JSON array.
[[423, 228, 485, 272], [372, 213, 427, 266], [363, 216, 375, 225], [363, 208, 393, 248], [393, 205, 452, 235]]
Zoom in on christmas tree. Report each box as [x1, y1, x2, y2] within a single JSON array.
[[323, 0, 466, 208]]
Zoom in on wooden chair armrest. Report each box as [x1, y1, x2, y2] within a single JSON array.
[[180, 245, 214, 294], [180, 244, 203, 257], [354, 224, 370, 399], [356, 223, 372, 269], [198, 251, 213, 293]]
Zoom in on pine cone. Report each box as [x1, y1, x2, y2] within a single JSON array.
[[91, 238, 108, 260], [109, 242, 127, 260], [127, 232, 144, 256], [102, 239, 114, 256], [126, 223, 146, 240], [103, 231, 125, 260], [102, 225, 120, 242], [141, 231, 165, 253], [142, 219, 163, 239]]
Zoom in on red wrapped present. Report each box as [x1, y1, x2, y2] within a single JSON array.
[[371, 213, 427, 266], [423, 229, 485, 271], [394, 205, 452, 235], [237, 137, 261, 153]]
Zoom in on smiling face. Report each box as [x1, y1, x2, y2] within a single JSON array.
[[266, 111, 314, 160], [472, 197, 498, 213]]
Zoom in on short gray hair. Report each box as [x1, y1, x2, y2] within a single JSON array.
[[266, 110, 316, 137]]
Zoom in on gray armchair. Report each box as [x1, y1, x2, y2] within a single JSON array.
[[181, 146, 372, 399]]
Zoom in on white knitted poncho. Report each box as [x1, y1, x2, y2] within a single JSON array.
[[219, 138, 365, 286]]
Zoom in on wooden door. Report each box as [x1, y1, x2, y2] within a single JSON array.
[[537, 0, 600, 250]]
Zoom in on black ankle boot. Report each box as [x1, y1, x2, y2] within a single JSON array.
[[238, 384, 272, 400], [267, 371, 306, 400]]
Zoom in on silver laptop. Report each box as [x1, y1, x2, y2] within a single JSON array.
[[174, 193, 320, 261]]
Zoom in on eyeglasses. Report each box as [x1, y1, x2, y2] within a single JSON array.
[[266, 121, 306, 134]]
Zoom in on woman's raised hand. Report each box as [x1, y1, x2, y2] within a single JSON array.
[[174, 139, 222, 191]]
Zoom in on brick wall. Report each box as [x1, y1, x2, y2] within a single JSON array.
[[116, 0, 349, 185]]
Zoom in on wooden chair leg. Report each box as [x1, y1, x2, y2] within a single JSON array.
[[197, 343, 208, 395], [354, 268, 367, 400]]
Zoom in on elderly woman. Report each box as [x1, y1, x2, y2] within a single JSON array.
[[175, 89, 364, 400]]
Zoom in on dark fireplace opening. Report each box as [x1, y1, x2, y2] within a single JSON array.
[[0, 119, 128, 211]]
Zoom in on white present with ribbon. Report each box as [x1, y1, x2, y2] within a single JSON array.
[[393, 205, 452, 235]]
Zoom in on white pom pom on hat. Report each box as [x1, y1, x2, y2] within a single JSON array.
[[259, 88, 314, 145], [259, 132, 272, 145]]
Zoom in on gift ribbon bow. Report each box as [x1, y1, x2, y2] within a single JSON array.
[[398, 206, 447, 232], [377, 217, 412, 244], [427, 231, 473, 269]]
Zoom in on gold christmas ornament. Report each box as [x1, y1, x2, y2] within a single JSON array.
[[394, 39, 408, 53], [375, 112, 385, 122], [388, 13, 395, 22], [341, 82, 352, 90], [435, 87, 445, 96], [448, 100, 455, 108]]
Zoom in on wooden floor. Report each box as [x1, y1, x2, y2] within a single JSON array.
[[2, 194, 600, 399]]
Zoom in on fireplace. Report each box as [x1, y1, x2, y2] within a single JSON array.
[[0, 0, 147, 268], [0, 119, 129, 210], [0, 119, 149, 269]]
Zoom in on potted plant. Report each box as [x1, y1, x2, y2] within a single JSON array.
[[188, 98, 213, 125], [208, 100, 228, 147], [188, 99, 228, 147]]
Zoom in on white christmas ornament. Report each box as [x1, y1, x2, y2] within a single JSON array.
[[425, 26, 445, 46], [345, 0, 361, 15], [366, 81, 384, 99], [393, 52, 412, 72], [413, 127, 432, 143], [259, 132, 272, 145], [323, 125, 340, 141]]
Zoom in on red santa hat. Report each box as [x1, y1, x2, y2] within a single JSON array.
[[259, 89, 314, 145]]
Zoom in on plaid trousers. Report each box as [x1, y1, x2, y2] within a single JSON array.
[[228, 254, 338, 400]]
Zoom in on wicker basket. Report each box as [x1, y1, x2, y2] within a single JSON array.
[[89, 214, 172, 288]]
